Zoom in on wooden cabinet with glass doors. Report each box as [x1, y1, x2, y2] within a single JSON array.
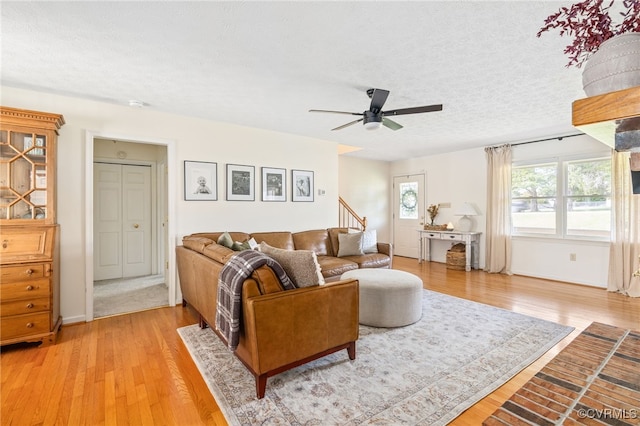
[[0, 106, 65, 346]]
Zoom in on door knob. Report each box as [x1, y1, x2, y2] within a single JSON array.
[[134, 224, 139, 228]]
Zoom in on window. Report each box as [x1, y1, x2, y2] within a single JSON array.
[[399, 182, 418, 219], [511, 157, 611, 239]]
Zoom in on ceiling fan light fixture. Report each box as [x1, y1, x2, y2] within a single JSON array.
[[364, 120, 382, 130]]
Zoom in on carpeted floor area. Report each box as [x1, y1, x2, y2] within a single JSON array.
[[94, 274, 168, 318], [178, 289, 573, 426], [484, 322, 640, 425]]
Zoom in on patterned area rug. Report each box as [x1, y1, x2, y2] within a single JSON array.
[[485, 322, 640, 425], [177, 290, 573, 425]]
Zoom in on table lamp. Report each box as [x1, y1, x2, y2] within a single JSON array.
[[454, 202, 478, 232]]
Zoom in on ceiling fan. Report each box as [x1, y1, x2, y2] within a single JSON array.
[[309, 88, 443, 131]]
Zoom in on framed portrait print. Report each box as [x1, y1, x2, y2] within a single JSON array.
[[262, 167, 286, 202], [292, 169, 314, 202], [184, 161, 217, 201], [226, 164, 255, 201]]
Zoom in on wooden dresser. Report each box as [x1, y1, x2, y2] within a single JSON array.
[[0, 107, 65, 346]]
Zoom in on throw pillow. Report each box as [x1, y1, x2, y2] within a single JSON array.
[[259, 242, 324, 287], [362, 229, 378, 254], [247, 237, 259, 250], [337, 232, 364, 257], [217, 232, 234, 249], [231, 240, 251, 251]]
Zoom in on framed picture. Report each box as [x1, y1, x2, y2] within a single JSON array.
[[184, 161, 217, 201], [262, 167, 286, 202], [226, 164, 255, 201], [292, 169, 314, 202]]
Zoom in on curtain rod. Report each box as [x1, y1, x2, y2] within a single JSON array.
[[510, 132, 584, 147]]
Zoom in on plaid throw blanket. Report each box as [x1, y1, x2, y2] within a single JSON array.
[[215, 250, 295, 351]]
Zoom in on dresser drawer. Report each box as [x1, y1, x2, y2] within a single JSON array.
[[1, 278, 50, 301], [1, 312, 50, 340], [440, 233, 463, 242], [424, 232, 441, 239], [0, 226, 55, 264], [1, 297, 50, 316], [1, 264, 46, 282]]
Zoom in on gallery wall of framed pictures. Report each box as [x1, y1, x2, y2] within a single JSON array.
[[183, 161, 314, 203]]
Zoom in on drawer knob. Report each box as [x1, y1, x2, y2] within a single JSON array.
[[2, 240, 7, 249], [26, 269, 34, 275], [26, 285, 34, 291], [26, 323, 34, 328], [26, 303, 34, 309]]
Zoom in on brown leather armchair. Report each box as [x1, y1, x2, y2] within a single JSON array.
[[231, 267, 359, 398]]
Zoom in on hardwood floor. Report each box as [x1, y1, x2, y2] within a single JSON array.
[[1, 257, 638, 425]]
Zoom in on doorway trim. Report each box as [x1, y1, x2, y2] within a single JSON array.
[[84, 130, 177, 322]]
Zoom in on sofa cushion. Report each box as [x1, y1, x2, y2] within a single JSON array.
[[292, 229, 331, 256], [250, 232, 295, 250], [317, 255, 358, 278], [182, 236, 214, 253], [337, 232, 364, 257], [202, 243, 236, 264], [340, 253, 391, 269], [259, 242, 324, 287]]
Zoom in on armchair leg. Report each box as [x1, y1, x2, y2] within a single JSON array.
[[347, 341, 356, 360], [256, 374, 267, 399]]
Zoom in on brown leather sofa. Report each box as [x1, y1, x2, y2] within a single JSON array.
[[176, 228, 391, 398]]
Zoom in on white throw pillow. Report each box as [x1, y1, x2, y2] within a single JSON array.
[[259, 242, 324, 287], [362, 229, 378, 254], [337, 232, 364, 257]]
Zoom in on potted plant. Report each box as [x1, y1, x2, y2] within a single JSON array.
[[537, 0, 640, 95]]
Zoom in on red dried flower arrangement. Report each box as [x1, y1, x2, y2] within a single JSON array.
[[537, 0, 640, 68]]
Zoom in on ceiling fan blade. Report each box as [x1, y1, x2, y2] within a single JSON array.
[[332, 118, 363, 131], [369, 89, 389, 112], [382, 117, 403, 131], [383, 104, 443, 116], [309, 109, 362, 116]]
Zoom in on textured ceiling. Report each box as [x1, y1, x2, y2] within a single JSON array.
[[1, 1, 584, 161]]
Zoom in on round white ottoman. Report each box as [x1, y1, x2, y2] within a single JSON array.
[[341, 269, 423, 327]]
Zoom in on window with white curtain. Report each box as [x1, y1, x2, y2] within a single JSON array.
[[511, 156, 611, 240]]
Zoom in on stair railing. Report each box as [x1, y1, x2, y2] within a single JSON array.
[[338, 196, 367, 231]]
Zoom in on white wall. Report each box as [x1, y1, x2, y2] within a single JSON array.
[[390, 147, 488, 266], [338, 156, 391, 242], [2, 86, 340, 323], [390, 136, 611, 288]]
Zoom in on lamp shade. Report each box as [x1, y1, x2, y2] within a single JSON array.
[[455, 202, 478, 232], [454, 202, 478, 216]]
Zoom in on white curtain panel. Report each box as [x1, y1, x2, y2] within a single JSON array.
[[484, 144, 512, 274], [608, 150, 640, 297]]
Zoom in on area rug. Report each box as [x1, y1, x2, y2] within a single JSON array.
[[177, 289, 573, 425], [484, 322, 640, 426], [94, 274, 168, 317]]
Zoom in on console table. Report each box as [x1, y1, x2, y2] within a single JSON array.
[[418, 230, 481, 271]]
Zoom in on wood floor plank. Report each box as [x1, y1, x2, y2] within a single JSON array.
[[1, 257, 637, 425]]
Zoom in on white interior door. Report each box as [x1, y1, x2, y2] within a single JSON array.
[[393, 174, 425, 258], [94, 163, 123, 280], [94, 163, 152, 280], [122, 165, 152, 277]]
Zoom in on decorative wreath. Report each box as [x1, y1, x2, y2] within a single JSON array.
[[401, 189, 418, 210]]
